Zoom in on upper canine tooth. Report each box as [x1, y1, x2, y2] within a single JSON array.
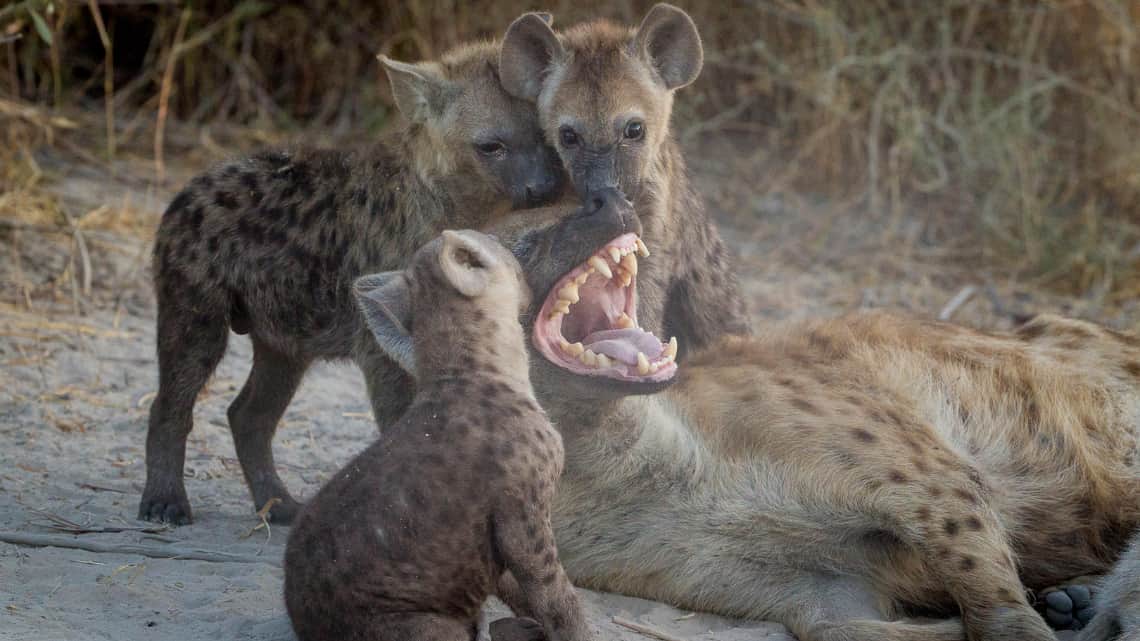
[[608, 247, 622, 263], [664, 336, 678, 360], [596, 353, 611, 369], [558, 284, 579, 304], [617, 313, 634, 329], [635, 238, 650, 257], [589, 256, 613, 279], [621, 253, 638, 276], [636, 352, 650, 375]]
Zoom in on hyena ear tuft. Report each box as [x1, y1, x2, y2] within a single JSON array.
[[635, 3, 703, 90], [500, 12, 564, 102], [354, 272, 417, 375], [378, 55, 458, 124], [439, 229, 501, 298]]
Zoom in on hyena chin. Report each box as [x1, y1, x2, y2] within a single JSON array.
[[140, 30, 564, 526], [499, 3, 751, 362]]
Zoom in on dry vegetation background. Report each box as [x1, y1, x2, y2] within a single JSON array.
[[3, 0, 1140, 329]]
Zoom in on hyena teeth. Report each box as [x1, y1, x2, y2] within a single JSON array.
[[635, 238, 650, 258], [549, 310, 564, 321], [581, 349, 598, 367], [589, 256, 613, 279], [553, 299, 572, 314], [664, 336, 678, 360], [608, 247, 622, 263], [621, 252, 638, 276], [596, 353, 611, 369], [637, 352, 650, 375], [563, 341, 585, 357], [575, 272, 590, 285], [618, 270, 633, 288], [617, 313, 635, 329], [558, 284, 580, 304]]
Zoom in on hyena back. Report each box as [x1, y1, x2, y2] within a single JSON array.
[[140, 37, 564, 525], [499, 3, 751, 362]]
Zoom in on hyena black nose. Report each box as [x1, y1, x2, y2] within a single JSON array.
[[584, 187, 640, 236], [524, 172, 562, 207]]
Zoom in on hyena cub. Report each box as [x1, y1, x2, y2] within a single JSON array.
[[284, 230, 592, 641], [500, 3, 751, 361], [140, 31, 564, 525]]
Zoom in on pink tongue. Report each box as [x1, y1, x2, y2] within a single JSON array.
[[582, 328, 664, 365]]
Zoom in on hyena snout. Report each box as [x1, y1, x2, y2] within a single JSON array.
[[583, 187, 639, 236], [510, 146, 565, 208]]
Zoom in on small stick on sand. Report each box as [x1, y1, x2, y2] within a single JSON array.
[[938, 285, 977, 321], [612, 616, 690, 641]]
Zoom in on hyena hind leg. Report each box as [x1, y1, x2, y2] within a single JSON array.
[[226, 339, 311, 523], [1076, 533, 1140, 641], [139, 304, 229, 525]]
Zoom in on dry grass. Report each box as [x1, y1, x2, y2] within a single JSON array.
[[1, 0, 1139, 320]]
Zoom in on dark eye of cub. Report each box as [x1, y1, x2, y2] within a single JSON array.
[[559, 126, 579, 147], [624, 120, 645, 140], [475, 141, 505, 156]]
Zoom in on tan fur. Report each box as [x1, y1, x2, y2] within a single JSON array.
[[542, 312, 1140, 641]]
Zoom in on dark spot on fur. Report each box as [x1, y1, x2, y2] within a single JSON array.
[[943, 519, 960, 536], [916, 507, 932, 521], [888, 470, 908, 484], [928, 485, 943, 498], [792, 398, 821, 415], [959, 556, 976, 571], [965, 516, 983, 531], [215, 191, 239, 210], [953, 488, 978, 505], [851, 428, 876, 443]]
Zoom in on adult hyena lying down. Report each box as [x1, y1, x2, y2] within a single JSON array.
[[475, 192, 1140, 641]]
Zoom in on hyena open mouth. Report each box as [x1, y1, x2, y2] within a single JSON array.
[[533, 233, 678, 382]]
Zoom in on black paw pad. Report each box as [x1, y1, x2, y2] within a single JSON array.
[[1039, 585, 1095, 631]]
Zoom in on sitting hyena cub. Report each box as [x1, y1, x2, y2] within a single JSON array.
[[284, 230, 593, 641], [140, 26, 564, 525]]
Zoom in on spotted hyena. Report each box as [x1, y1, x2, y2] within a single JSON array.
[[499, 3, 751, 364], [284, 230, 592, 641], [472, 172, 1140, 641], [139, 32, 565, 525]]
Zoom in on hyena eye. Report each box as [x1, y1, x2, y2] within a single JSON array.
[[624, 120, 645, 141], [559, 126, 580, 148], [475, 141, 506, 156]]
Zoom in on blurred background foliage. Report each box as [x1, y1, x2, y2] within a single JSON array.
[[2, 0, 1139, 302]]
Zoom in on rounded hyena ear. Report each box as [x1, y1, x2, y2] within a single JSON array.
[[378, 55, 459, 124], [439, 230, 502, 298], [634, 3, 703, 90], [500, 12, 565, 102], [354, 272, 417, 375]]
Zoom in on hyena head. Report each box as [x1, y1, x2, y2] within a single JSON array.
[[353, 229, 531, 381], [498, 3, 702, 202], [381, 16, 565, 210]]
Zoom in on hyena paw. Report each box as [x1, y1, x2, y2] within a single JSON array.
[[1038, 584, 1096, 631], [138, 489, 193, 525], [489, 617, 546, 641]]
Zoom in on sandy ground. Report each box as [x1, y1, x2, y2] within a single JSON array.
[[0, 140, 1113, 640]]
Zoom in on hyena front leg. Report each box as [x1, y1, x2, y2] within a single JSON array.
[[870, 471, 1055, 640], [493, 506, 593, 641], [226, 339, 310, 523]]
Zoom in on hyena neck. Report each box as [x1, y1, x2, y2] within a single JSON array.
[[636, 136, 708, 267], [413, 309, 535, 395]]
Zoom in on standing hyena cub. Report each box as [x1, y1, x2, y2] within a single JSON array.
[[284, 230, 593, 641], [140, 30, 564, 525]]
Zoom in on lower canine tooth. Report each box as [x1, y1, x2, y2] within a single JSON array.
[[664, 336, 678, 360], [635, 238, 650, 257], [637, 352, 650, 375], [608, 247, 622, 263], [617, 313, 634, 329], [589, 256, 613, 279]]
